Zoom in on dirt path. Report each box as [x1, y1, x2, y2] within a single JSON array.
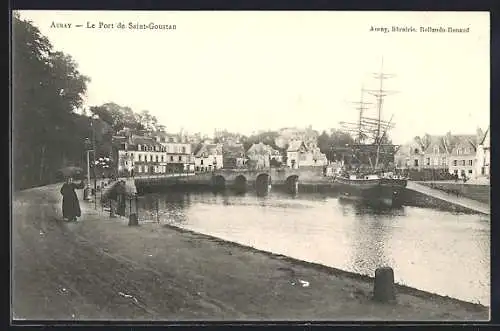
[[12, 184, 489, 321]]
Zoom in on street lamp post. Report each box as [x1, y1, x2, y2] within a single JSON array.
[[83, 137, 94, 201]]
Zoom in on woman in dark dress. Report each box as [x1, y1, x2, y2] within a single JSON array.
[[60, 177, 84, 221]]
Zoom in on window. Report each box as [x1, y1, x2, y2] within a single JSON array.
[[434, 157, 439, 166], [468, 170, 473, 174], [182, 146, 186, 154], [130, 153, 134, 159], [426, 158, 430, 166], [178, 156, 182, 162], [414, 159, 419, 167], [170, 156, 174, 161], [169, 138, 174, 142], [138, 154, 142, 162], [137, 144, 141, 150], [161, 137, 165, 143], [161, 156, 164, 162], [201, 159, 204, 165], [433, 146, 439, 154], [414, 148, 419, 154], [441, 157, 447, 166], [156, 155, 159, 162], [453, 160, 457, 166], [468, 160, 473, 166], [461, 160, 466, 166]]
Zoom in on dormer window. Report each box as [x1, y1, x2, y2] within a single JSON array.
[[433, 146, 439, 154], [414, 148, 419, 154]]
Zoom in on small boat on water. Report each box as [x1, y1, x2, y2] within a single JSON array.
[[334, 59, 407, 207]]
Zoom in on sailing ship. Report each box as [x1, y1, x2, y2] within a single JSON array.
[[334, 60, 407, 207]]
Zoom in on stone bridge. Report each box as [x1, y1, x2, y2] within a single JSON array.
[[132, 167, 325, 193], [211, 167, 324, 190]]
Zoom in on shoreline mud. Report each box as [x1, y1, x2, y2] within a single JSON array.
[[161, 222, 489, 311], [13, 184, 490, 321]]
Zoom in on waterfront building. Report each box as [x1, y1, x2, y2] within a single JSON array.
[[275, 126, 319, 150], [246, 142, 283, 169], [193, 143, 223, 172], [151, 131, 195, 172], [222, 143, 246, 169], [447, 134, 478, 179], [112, 134, 168, 176], [395, 138, 426, 170], [286, 139, 327, 169], [421, 135, 450, 170], [475, 127, 490, 179]]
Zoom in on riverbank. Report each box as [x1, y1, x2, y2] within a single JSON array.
[[13, 184, 489, 321]]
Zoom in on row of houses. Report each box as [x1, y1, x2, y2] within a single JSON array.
[[394, 128, 490, 179], [111, 130, 329, 175]]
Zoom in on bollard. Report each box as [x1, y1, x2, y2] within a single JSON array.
[[128, 213, 138, 226], [373, 267, 396, 303], [83, 186, 92, 201], [110, 200, 116, 218]]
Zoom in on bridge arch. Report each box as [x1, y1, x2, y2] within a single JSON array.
[[212, 175, 226, 189], [233, 175, 248, 193], [285, 174, 299, 194], [256, 173, 272, 185]]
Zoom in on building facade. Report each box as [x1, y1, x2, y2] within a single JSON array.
[[421, 136, 449, 170], [222, 143, 246, 169], [286, 140, 327, 169], [152, 131, 195, 172], [476, 127, 490, 178], [246, 142, 284, 169], [447, 135, 478, 179], [113, 135, 170, 176], [193, 143, 223, 172]]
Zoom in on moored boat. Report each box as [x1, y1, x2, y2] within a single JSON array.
[[335, 173, 407, 207], [335, 59, 407, 207]]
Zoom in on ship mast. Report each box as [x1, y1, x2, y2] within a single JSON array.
[[353, 86, 373, 144], [367, 58, 397, 145]]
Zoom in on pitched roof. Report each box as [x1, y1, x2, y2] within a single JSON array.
[[223, 143, 245, 156], [449, 134, 477, 151], [423, 135, 448, 153], [247, 142, 279, 155], [195, 143, 222, 157], [480, 127, 490, 147], [131, 135, 163, 148]]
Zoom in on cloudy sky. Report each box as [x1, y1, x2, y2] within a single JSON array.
[[16, 11, 489, 143]]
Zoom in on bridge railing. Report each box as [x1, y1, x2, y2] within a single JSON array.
[[131, 173, 197, 180]]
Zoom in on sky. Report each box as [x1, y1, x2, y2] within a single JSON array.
[[16, 11, 490, 144]]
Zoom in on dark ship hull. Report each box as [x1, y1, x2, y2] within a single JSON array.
[[334, 176, 407, 207]]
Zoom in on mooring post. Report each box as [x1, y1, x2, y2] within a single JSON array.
[[128, 194, 138, 226], [156, 197, 160, 223], [109, 199, 115, 218], [373, 267, 396, 303]]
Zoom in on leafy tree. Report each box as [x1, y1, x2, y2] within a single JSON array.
[[13, 13, 90, 189]]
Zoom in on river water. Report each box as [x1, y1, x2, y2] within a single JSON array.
[[138, 189, 490, 306]]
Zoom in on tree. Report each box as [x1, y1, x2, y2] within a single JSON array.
[[13, 14, 90, 189]]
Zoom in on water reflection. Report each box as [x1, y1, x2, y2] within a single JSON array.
[[137, 189, 490, 305]]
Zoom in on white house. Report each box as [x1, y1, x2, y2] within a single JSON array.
[[286, 140, 327, 169], [193, 143, 223, 172], [475, 127, 490, 179], [246, 142, 283, 169]]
